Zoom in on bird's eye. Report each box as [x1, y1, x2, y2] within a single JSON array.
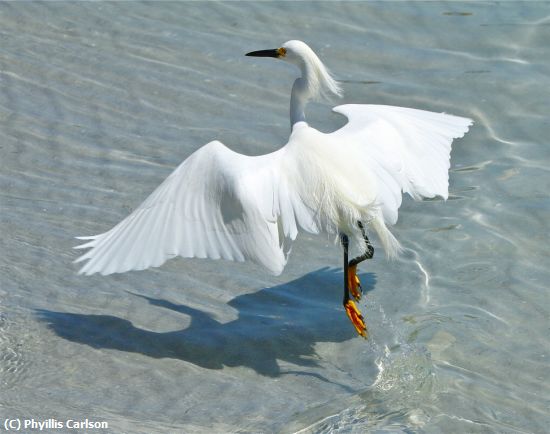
[[277, 47, 287, 57]]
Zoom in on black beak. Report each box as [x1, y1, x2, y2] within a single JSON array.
[[245, 49, 280, 58]]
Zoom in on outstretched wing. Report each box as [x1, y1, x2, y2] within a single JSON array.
[[330, 104, 472, 224], [74, 141, 317, 276]]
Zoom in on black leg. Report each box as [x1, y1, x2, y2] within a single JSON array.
[[341, 234, 350, 304], [349, 221, 374, 267]]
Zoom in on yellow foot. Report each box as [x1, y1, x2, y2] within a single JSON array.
[[344, 299, 368, 338], [347, 264, 362, 301]]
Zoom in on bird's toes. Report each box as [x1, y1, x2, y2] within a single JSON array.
[[344, 299, 368, 339]]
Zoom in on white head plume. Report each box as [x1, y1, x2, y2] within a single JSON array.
[[281, 40, 343, 101]]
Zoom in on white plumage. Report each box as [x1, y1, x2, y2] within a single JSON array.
[[75, 40, 472, 276]]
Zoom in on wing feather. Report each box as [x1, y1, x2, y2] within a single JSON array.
[[75, 140, 316, 276], [331, 104, 472, 224]]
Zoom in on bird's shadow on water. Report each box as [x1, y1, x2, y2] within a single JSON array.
[[37, 268, 376, 378]]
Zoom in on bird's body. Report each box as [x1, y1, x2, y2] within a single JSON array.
[[75, 40, 472, 337]]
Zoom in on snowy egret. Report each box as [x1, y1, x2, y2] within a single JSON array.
[[75, 40, 472, 338]]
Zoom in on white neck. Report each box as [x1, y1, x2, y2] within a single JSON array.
[[290, 77, 309, 128]]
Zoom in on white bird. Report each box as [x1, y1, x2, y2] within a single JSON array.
[[75, 40, 472, 337]]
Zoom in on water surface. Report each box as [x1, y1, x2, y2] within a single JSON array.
[[1, 2, 549, 433]]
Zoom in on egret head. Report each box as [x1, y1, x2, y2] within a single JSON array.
[[246, 40, 342, 102]]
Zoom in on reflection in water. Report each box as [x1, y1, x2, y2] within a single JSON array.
[[38, 268, 376, 378]]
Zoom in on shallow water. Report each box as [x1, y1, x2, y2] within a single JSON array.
[[1, 2, 549, 433]]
